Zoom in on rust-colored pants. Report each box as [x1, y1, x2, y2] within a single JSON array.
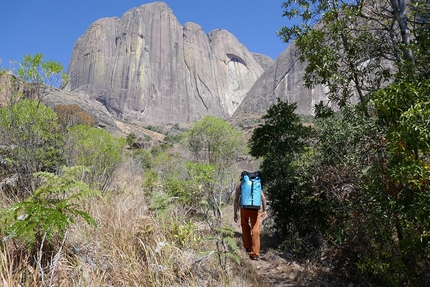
[[240, 208, 261, 256]]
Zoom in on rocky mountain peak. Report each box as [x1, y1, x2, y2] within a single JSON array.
[[65, 1, 265, 124]]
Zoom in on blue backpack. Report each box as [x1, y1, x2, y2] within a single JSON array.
[[239, 171, 262, 209]]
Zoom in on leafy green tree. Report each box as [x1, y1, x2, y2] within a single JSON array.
[[183, 115, 245, 218], [249, 99, 313, 233], [0, 54, 68, 197], [126, 132, 137, 148], [64, 125, 126, 191], [368, 79, 430, 282], [184, 115, 245, 169], [143, 118, 244, 271], [278, 0, 428, 111], [182, 162, 240, 270], [277, 1, 430, 284], [0, 99, 64, 196], [1, 54, 68, 105]]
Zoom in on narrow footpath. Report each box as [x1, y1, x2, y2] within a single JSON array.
[[228, 214, 336, 287]]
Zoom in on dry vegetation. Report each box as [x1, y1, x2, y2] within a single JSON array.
[[0, 156, 276, 287]]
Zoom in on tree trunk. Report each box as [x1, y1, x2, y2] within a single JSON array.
[[390, 0, 415, 63]]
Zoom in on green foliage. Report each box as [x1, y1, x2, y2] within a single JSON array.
[[275, 1, 430, 284], [365, 79, 430, 285], [163, 162, 216, 210], [170, 220, 201, 248], [145, 125, 162, 133], [0, 99, 64, 195], [278, 0, 428, 113], [16, 53, 67, 89], [130, 148, 153, 175], [143, 170, 159, 196], [148, 191, 171, 211], [255, 100, 430, 284], [126, 133, 137, 148], [164, 132, 183, 144], [164, 177, 191, 203], [248, 99, 313, 233], [184, 115, 245, 169], [213, 225, 240, 266], [64, 125, 126, 191], [6, 166, 99, 249], [313, 101, 334, 119], [0, 54, 68, 196], [1, 53, 68, 105], [372, 80, 430, 189]]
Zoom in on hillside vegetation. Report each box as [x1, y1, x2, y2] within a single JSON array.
[[0, 59, 269, 285]]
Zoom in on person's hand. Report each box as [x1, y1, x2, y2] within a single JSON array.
[[234, 213, 238, 223], [261, 211, 268, 221]]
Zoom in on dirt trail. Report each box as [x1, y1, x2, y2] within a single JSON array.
[[231, 223, 307, 286], [228, 214, 328, 287]]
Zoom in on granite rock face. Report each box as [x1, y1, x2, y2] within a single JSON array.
[[66, 2, 264, 124], [251, 53, 274, 71], [232, 41, 329, 120]]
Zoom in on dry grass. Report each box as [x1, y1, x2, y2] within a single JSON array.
[[0, 159, 263, 286]]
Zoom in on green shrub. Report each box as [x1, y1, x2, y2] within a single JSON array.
[[64, 125, 126, 191], [0, 99, 64, 196]]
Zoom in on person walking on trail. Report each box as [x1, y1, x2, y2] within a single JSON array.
[[233, 171, 267, 260]]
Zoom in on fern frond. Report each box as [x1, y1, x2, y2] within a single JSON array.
[[5, 166, 99, 249], [221, 252, 241, 265], [223, 236, 239, 252]]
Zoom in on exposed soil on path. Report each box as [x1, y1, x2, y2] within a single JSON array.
[[228, 215, 338, 287]]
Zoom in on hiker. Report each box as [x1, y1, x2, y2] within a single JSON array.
[[233, 171, 267, 260]]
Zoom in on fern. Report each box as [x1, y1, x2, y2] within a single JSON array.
[[223, 236, 240, 264], [213, 225, 241, 268], [6, 166, 99, 248]]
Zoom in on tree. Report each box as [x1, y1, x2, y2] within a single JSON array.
[[64, 125, 126, 191], [277, 2, 430, 283], [278, 0, 429, 111], [0, 99, 64, 196], [0, 54, 67, 105], [370, 79, 430, 274], [126, 132, 137, 148], [0, 54, 68, 197], [249, 99, 313, 233], [184, 115, 245, 169], [180, 117, 245, 269], [16, 53, 68, 101]]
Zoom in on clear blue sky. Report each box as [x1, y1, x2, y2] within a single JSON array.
[[0, 0, 293, 71]]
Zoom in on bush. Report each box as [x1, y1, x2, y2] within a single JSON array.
[[0, 99, 64, 196], [54, 104, 94, 128], [64, 125, 126, 191]]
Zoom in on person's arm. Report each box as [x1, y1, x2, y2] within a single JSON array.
[[233, 184, 240, 223], [261, 191, 267, 220]]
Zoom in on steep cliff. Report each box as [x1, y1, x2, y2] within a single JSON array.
[[251, 53, 274, 71], [231, 41, 329, 121], [66, 2, 264, 124]]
